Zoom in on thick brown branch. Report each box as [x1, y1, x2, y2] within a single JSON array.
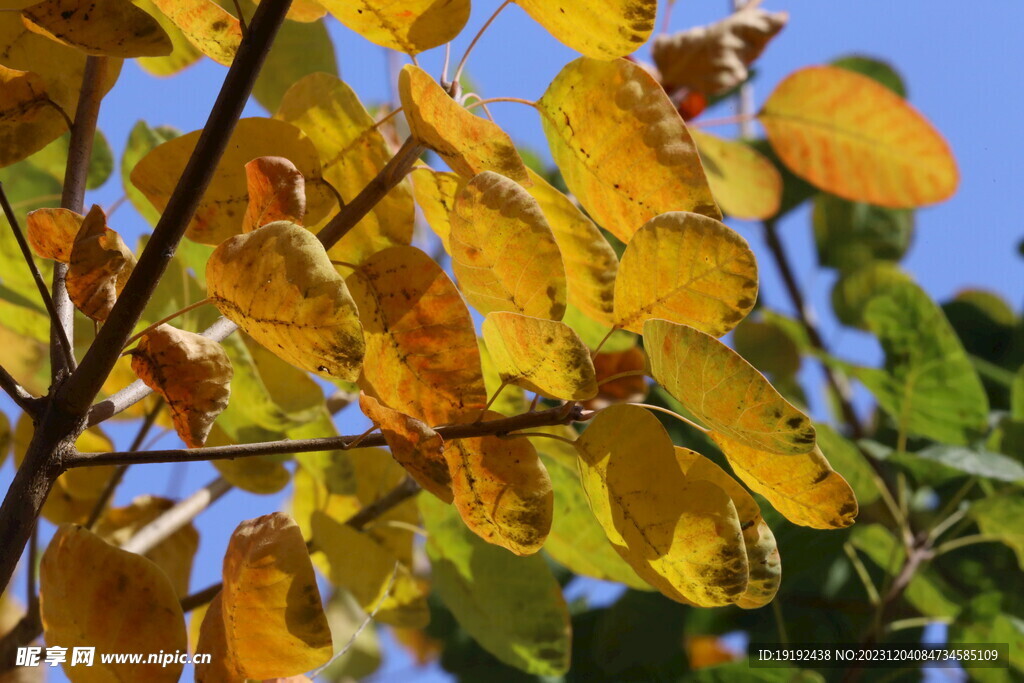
[[57, 0, 293, 418], [67, 404, 589, 469]]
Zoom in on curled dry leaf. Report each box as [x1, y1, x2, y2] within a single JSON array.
[[481, 312, 597, 401], [243, 156, 306, 232], [359, 393, 452, 503], [147, 0, 242, 66], [206, 220, 365, 381], [129, 323, 233, 448], [400, 65, 529, 184], [67, 204, 137, 322], [25, 206, 82, 262], [614, 212, 757, 336], [40, 525, 187, 682], [319, 0, 469, 54], [445, 411, 554, 556], [21, 0, 173, 58], [653, 7, 788, 95], [450, 171, 567, 320], [513, 0, 656, 60], [538, 57, 720, 242]]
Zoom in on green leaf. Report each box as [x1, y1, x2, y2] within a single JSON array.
[[905, 445, 1024, 483], [122, 121, 180, 225], [746, 139, 817, 219], [950, 596, 1024, 680], [856, 281, 989, 444], [251, 6, 336, 113], [22, 129, 114, 190], [969, 495, 1024, 569], [832, 54, 907, 97], [812, 193, 914, 272], [814, 424, 881, 506], [831, 261, 913, 328], [420, 495, 571, 676]]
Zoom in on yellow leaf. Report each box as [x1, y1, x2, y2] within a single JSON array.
[[482, 312, 596, 401], [276, 72, 413, 263], [319, 0, 469, 54], [93, 495, 199, 597], [219, 513, 333, 679], [40, 525, 187, 682], [615, 212, 757, 336], [450, 171, 567, 319], [134, 0, 202, 76], [194, 592, 237, 682], [673, 447, 780, 608], [243, 156, 306, 232], [710, 431, 858, 530], [254, 0, 325, 22], [477, 338, 527, 418], [147, 0, 241, 66], [760, 65, 958, 208], [0, 411, 9, 470], [345, 245, 486, 425], [513, 0, 656, 60], [206, 220, 365, 380], [644, 319, 816, 455], [67, 204, 136, 322], [25, 206, 81, 262], [0, 14, 121, 166], [400, 65, 529, 184], [537, 57, 720, 242], [129, 324, 232, 448], [410, 167, 461, 254], [575, 405, 749, 606], [445, 411, 553, 556], [586, 345, 649, 410], [21, 0, 173, 58], [691, 129, 782, 220], [206, 424, 292, 495], [130, 117, 332, 245], [0, 63, 51, 123], [359, 393, 452, 503]]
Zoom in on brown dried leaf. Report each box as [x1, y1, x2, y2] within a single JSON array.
[[129, 324, 232, 448], [67, 204, 136, 322], [243, 156, 305, 232], [653, 7, 788, 95]]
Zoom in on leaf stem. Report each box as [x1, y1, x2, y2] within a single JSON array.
[[597, 370, 647, 387], [843, 542, 881, 606], [462, 96, 537, 111], [451, 0, 512, 86], [591, 326, 620, 357], [628, 402, 709, 433], [886, 616, 952, 634], [932, 533, 1003, 557], [120, 298, 213, 351], [506, 431, 577, 446]]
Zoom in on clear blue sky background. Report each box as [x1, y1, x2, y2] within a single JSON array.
[[2, 1, 1023, 681]]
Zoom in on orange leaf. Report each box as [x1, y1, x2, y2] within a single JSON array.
[[67, 204, 136, 322], [25, 207, 82, 262], [243, 156, 305, 232]]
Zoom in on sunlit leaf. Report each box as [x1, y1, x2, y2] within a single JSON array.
[[359, 393, 452, 503], [345, 245, 486, 425], [131, 117, 332, 245], [814, 423, 881, 507], [147, 0, 241, 66], [513, 0, 655, 60], [538, 57, 720, 242], [586, 345, 648, 410], [25, 206, 81, 262], [243, 156, 306, 232], [615, 213, 757, 336], [410, 167, 461, 254], [21, 0, 173, 58], [691, 130, 782, 220], [41, 525, 187, 681], [760, 65, 958, 207], [121, 120, 179, 225], [217, 513, 333, 679], [0, 63, 51, 124], [134, 0, 202, 76], [129, 324, 232, 448], [207, 221, 365, 380], [482, 312, 596, 400], [478, 338, 527, 418], [67, 204, 137, 322], [445, 411, 553, 556], [575, 404, 749, 606], [400, 65, 529, 184], [254, 0, 325, 22], [206, 424, 292, 495], [969, 496, 1024, 570], [421, 495, 571, 676], [276, 72, 413, 263], [450, 171, 566, 319], [320, 0, 469, 54]]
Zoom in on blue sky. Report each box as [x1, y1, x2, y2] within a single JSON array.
[[2, 1, 1022, 680]]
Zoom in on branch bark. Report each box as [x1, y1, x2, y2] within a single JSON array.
[[0, 364, 42, 416]]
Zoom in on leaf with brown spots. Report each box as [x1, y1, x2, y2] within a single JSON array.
[[130, 117, 332, 245], [513, 0, 656, 59], [482, 312, 596, 401], [147, 0, 241, 66], [537, 57, 720, 242], [21, 0, 173, 58], [40, 525, 187, 682], [614, 212, 757, 336], [575, 405, 750, 606], [345, 245, 486, 425], [242, 156, 306, 232], [129, 324, 232, 448], [206, 221, 365, 380], [67, 204, 137, 322], [359, 392, 452, 503], [319, 0, 469, 55], [445, 411, 554, 556], [400, 65, 529, 184], [644, 319, 816, 455], [25, 206, 81, 262], [449, 172, 567, 319]]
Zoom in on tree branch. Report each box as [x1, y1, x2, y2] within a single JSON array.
[[0, 364, 42, 416], [121, 477, 233, 556], [57, 0, 293, 418], [67, 404, 589, 468]]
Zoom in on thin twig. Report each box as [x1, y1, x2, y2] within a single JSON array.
[[0, 364, 41, 415], [121, 477, 233, 556], [932, 534, 1003, 557], [121, 298, 212, 350], [628, 402, 709, 433], [452, 0, 512, 86], [180, 582, 222, 614]]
